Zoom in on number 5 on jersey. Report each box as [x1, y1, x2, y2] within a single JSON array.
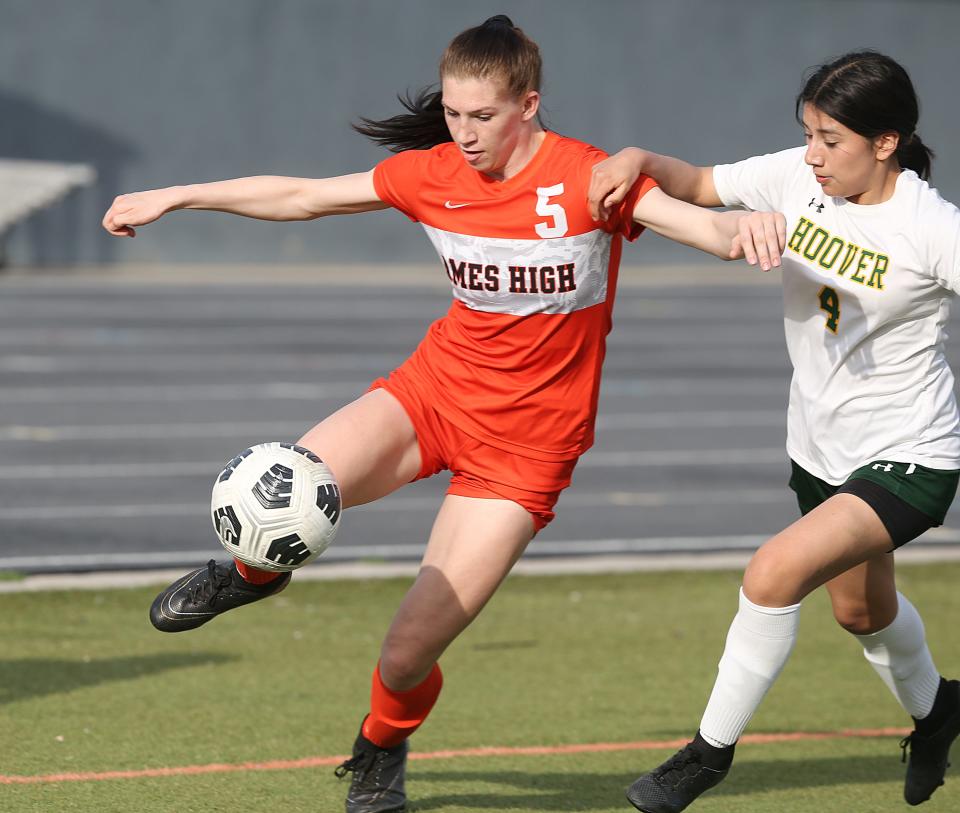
[[818, 285, 840, 333], [535, 184, 568, 238]]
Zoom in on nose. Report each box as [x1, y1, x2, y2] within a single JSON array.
[[804, 145, 823, 168], [453, 122, 477, 148]]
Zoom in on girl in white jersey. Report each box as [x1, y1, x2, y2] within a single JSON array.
[[102, 17, 780, 813], [588, 51, 960, 812]]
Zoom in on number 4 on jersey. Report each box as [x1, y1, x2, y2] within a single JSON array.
[[818, 285, 840, 333]]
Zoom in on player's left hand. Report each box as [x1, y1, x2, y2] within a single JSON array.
[[730, 211, 786, 271]]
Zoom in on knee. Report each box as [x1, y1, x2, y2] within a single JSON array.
[[832, 601, 875, 634], [831, 599, 894, 635], [743, 548, 802, 607], [379, 639, 432, 690]]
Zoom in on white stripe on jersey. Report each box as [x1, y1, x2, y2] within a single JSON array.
[[421, 224, 613, 316]]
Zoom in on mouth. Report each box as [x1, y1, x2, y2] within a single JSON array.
[[461, 149, 484, 164], [814, 174, 830, 185]]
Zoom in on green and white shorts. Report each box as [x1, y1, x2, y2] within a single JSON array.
[[789, 459, 960, 549]]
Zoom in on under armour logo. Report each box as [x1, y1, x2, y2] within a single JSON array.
[[872, 463, 894, 472], [808, 198, 825, 212]]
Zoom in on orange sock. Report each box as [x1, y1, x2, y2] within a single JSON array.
[[233, 559, 282, 584], [362, 661, 443, 748]]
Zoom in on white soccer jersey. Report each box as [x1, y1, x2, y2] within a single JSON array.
[[714, 147, 960, 483]]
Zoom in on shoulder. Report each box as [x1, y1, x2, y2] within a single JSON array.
[[718, 145, 807, 175], [375, 142, 466, 196], [902, 172, 960, 249], [549, 133, 609, 170]]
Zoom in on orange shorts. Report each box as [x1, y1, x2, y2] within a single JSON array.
[[369, 366, 577, 533]]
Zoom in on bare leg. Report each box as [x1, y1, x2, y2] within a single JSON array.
[[698, 494, 894, 747], [297, 388, 422, 508], [825, 554, 898, 635], [378, 494, 535, 690], [742, 493, 893, 606]]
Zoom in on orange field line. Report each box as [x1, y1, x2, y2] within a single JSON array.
[[0, 727, 909, 785]]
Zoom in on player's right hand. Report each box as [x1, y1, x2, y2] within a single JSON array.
[[588, 148, 644, 222], [102, 190, 177, 237]]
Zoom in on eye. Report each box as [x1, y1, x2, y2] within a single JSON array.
[[444, 109, 459, 119], [477, 115, 492, 122], [824, 141, 838, 147]]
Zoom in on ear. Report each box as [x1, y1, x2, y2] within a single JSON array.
[[520, 90, 540, 122], [874, 131, 899, 161]]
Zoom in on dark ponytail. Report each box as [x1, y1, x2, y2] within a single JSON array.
[[795, 50, 933, 180], [353, 15, 542, 153], [352, 87, 448, 153], [895, 132, 934, 182]]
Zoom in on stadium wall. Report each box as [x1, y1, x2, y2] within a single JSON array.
[[2, 0, 958, 266]]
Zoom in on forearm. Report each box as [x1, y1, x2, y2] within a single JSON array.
[[176, 176, 341, 221], [706, 210, 748, 258], [103, 170, 384, 237], [620, 148, 720, 207], [633, 187, 742, 259]]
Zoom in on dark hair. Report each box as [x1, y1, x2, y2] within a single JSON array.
[[795, 50, 933, 180], [353, 15, 542, 153]]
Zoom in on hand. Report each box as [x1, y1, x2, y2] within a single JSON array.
[[588, 148, 644, 221], [730, 211, 787, 271], [101, 189, 180, 237]]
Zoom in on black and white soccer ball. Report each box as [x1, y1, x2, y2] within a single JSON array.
[[210, 442, 341, 572]]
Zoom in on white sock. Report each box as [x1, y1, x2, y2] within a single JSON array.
[[699, 588, 801, 747], [855, 592, 941, 720]]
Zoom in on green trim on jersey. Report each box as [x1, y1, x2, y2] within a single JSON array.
[[789, 460, 959, 523]]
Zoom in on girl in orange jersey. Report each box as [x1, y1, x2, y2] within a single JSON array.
[[102, 16, 781, 813]]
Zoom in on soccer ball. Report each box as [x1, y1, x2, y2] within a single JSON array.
[[210, 442, 341, 572]]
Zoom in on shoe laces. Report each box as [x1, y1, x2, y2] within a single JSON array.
[[187, 560, 233, 606], [655, 743, 704, 785], [900, 735, 912, 764], [334, 749, 375, 780]]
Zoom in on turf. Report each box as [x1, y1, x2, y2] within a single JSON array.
[[1, 563, 958, 812]]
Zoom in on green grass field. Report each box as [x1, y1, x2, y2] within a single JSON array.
[[2, 563, 959, 812]]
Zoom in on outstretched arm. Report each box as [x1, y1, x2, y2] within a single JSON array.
[[633, 187, 785, 270], [589, 148, 721, 220], [102, 171, 388, 237]]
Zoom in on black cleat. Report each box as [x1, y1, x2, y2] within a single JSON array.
[[149, 559, 290, 632], [335, 725, 407, 813], [626, 734, 733, 813], [902, 679, 960, 805]]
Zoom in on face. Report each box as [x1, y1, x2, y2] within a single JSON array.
[[801, 102, 899, 201], [441, 74, 539, 177]]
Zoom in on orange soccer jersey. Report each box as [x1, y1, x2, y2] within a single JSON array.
[[372, 131, 657, 462]]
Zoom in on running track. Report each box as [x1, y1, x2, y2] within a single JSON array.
[[2, 264, 960, 575]]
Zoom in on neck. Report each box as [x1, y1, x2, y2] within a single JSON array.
[[489, 124, 546, 181], [847, 162, 901, 205]]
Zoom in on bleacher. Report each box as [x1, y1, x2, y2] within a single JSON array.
[[0, 158, 96, 266]]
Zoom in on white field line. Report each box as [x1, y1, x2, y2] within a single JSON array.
[[0, 325, 773, 349], [0, 411, 786, 442], [0, 382, 364, 403], [0, 353, 405, 373], [0, 378, 787, 404], [0, 300, 446, 320], [3, 539, 960, 592], [0, 450, 787, 481], [0, 488, 794, 521], [0, 348, 791, 374]]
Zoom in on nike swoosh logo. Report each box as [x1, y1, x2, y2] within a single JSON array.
[[444, 201, 472, 209]]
